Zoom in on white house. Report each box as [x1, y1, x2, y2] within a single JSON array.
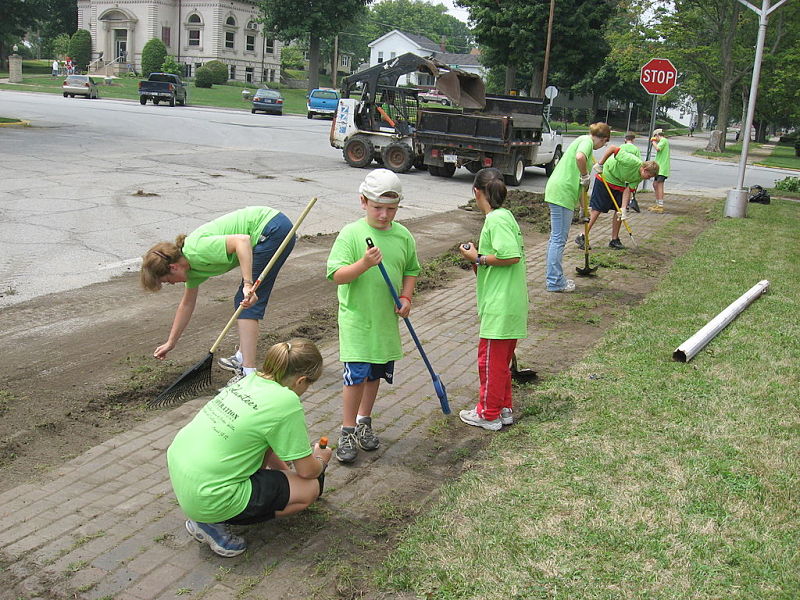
[[367, 30, 485, 86], [76, 0, 282, 83]]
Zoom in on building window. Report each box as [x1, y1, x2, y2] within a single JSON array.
[[225, 31, 235, 49], [246, 67, 253, 82], [186, 14, 202, 47], [229, 65, 236, 80], [225, 16, 236, 50], [226, 16, 236, 26], [188, 30, 200, 46], [265, 39, 274, 54], [246, 35, 255, 52], [377, 51, 383, 63], [161, 27, 171, 47], [188, 14, 201, 24], [184, 63, 192, 77], [341, 55, 350, 68], [390, 51, 396, 59]]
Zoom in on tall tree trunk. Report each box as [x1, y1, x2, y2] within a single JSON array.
[[504, 65, 516, 94], [308, 34, 320, 92], [716, 77, 734, 151], [715, 2, 742, 152], [529, 65, 542, 97]]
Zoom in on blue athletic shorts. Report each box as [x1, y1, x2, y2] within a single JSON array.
[[236, 212, 295, 320], [590, 180, 624, 214], [343, 362, 395, 386]]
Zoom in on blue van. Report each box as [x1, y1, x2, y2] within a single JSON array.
[[306, 88, 340, 119]]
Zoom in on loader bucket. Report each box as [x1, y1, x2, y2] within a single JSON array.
[[436, 71, 486, 109]]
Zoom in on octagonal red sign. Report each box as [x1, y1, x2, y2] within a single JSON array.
[[640, 58, 677, 95]]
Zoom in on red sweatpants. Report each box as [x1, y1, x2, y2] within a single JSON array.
[[476, 338, 517, 421]]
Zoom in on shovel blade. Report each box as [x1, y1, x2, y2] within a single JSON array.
[[576, 264, 598, 276], [432, 374, 450, 414]]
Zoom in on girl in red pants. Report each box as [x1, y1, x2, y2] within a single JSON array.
[[458, 168, 529, 430]]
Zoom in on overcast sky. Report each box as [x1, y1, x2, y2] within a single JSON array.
[[427, 0, 471, 23]]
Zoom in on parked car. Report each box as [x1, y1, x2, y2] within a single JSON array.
[[306, 88, 340, 119], [62, 75, 99, 99], [251, 88, 284, 115], [418, 89, 452, 106], [138, 73, 188, 106]]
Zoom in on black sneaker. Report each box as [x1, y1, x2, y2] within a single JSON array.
[[629, 196, 641, 213], [608, 238, 625, 250]]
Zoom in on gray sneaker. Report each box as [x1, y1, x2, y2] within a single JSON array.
[[335, 429, 358, 463], [500, 408, 514, 426], [459, 409, 502, 431], [355, 417, 380, 451], [218, 348, 242, 372], [225, 369, 245, 387]]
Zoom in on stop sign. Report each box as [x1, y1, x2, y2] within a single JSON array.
[[640, 58, 678, 95]]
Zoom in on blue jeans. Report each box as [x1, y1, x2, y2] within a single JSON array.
[[545, 202, 574, 291]]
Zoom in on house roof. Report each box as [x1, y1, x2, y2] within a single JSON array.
[[368, 29, 483, 68], [368, 29, 439, 52]]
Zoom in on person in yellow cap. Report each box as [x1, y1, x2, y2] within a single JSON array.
[[649, 129, 670, 213]]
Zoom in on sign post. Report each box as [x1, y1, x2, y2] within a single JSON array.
[[639, 58, 677, 189]]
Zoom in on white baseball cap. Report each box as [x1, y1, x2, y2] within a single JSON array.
[[359, 169, 403, 203], [652, 128, 663, 136]]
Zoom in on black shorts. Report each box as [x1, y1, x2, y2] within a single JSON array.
[[654, 175, 668, 182], [225, 469, 290, 525], [590, 180, 623, 213]]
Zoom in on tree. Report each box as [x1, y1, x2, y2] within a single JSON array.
[[141, 38, 168, 77], [204, 60, 229, 84], [280, 46, 304, 71], [68, 29, 91, 72], [0, 0, 39, 69], [260, 0, 370, 91], [50, 33, 71, 59], [161, 55, 182, 76]]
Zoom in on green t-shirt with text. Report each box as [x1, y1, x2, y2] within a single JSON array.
[[604, 150, 643, 190], [326, 219, 421, 363], [655, 138, 671, 177], [183, 206, 279, 288], [477, 208, 529, 340], [166, 375, 311, 523], [545, 135, 595, 210]]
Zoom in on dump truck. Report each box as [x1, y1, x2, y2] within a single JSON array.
[[329, 53, 562, 186]]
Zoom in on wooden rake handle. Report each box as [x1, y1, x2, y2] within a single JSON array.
[[208, 197, 318, 354]]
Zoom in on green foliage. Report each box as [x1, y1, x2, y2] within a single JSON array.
[[194, 65, 214, 88], [51, 33, 71, 59], [160, 55, 182, 76], [280, 46, 304, 71], [775, 176, 800, 192], [141, 38, 168, 77], [67, 29, 91, 71], [204, 60, 229, 84]]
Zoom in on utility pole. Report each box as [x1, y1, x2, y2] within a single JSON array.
[[332, 34, 339, 88], [540, 0, 555, 94]]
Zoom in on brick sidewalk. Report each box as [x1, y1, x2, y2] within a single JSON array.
[[0, 198, 699, 599]]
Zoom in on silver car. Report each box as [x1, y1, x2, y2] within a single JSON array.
[[62, 75, 100, 99]]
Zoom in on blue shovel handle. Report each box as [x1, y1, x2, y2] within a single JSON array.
[[365, 238, 450, 414]]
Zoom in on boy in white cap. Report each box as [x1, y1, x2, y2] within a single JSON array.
[[326, 169, 421, 463], [649, 129, 670, 213]]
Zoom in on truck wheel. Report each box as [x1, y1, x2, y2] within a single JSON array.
[[153, 99, 160, 105], [504, 155, 525, 186], [307, 112, 313, 119], [465, 162, 481, 174], [545, 147, 562, 177], [439, 163, 456, 178], [413, 157, 428, 171], [169, 96, 175, 107], [140, 96, 147, 105], [381, 142, 414, 173], [428, 165, 441, 177], [343, 136, 374, 168]]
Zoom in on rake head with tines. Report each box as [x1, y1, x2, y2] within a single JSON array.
[[149, 353, 214, 408]]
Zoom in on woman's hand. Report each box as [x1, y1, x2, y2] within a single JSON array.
[[154, 341, 175, 360], [240, 282, 259, 308], [459, 242, 478, 263]]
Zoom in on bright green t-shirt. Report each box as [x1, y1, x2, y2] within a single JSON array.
[[604, 150, 643, 190], [183, 206, 279, 288], [545, 135, 595, 210], [655, 138, 671, 177], [477, 208, 528, 339], [326, 219, 421, 363], [167, 375, 312, 523], [620, 142, 642, 158]]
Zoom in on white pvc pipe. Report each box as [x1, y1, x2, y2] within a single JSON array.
[[673, 280, 770, 362]]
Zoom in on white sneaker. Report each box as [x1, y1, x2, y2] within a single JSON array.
[[500, 408, 514, 426], [218, 347, 242, 372], [459, 409, 502, 431]]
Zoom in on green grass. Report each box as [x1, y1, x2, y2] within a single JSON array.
[[757, 144, 800, 170], [378, 199, 800, 599], [0, 72, 312, 115]]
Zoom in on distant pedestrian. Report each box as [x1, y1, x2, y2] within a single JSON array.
[[648, 129, 671, 213], [575, 147, 659, 250], [326, 169, 421, 464], [65, 57, 73, 74], [167, 338, 331, 558], [458, 168, 528, 431], [51, 59, 59, 77], [689, 123, 695, 137], [544, 122, 611, 292]]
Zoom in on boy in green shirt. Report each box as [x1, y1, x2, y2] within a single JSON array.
[[326, 169, 421, 463], [620, 133, 642, 212], [648, 129, 671, 213]]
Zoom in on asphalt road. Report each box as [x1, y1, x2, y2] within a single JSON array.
[[0, 90, 794, 306]]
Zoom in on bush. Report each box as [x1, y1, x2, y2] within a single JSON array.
[[775, 176, 800, 192], [68, 29, 91, 72], [141, 38, 168, 77], [51, 34, 71, 59], [195, 66, 214, 88], [161, 55, 182, 76], [281, 46, 305, 71], [203, 60, 229, 84]]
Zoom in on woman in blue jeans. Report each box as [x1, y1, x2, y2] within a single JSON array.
[[544, 123, 611, 292], [140, 206, 295, 383]]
